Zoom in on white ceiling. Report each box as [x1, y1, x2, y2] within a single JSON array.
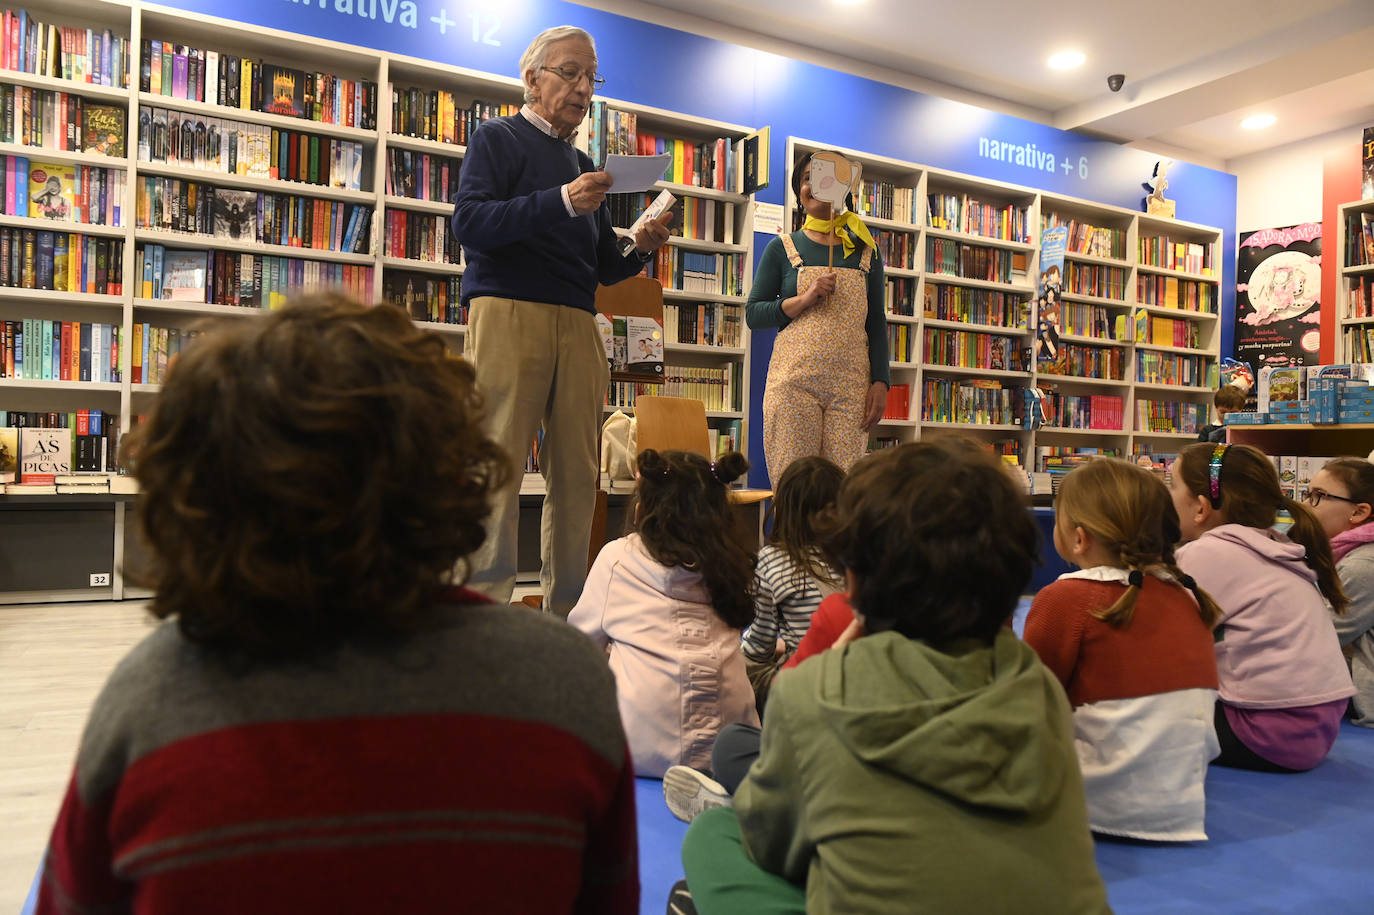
[[592, 0, 1374, 168]]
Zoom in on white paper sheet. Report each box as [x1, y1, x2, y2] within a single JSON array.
[[603, 153, 673, 193]]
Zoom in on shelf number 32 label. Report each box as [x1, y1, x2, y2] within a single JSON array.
[[90, 572, 110, 587]]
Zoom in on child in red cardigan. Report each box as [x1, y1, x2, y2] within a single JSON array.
[[1024, 457, 1221, 841]]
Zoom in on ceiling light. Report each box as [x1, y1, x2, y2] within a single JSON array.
[[1241, 114, 1276, 130], [1048, 51, 1085, 70]]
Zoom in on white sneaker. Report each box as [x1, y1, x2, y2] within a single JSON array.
[[662, 766, 731, 823]]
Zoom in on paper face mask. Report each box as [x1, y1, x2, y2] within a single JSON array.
[[807, 151, 862, 215]]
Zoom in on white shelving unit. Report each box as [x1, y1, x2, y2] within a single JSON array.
[[785, 137, 1224, 469], [1337, 198, 1374, 363], [0, 0, 759, 601]]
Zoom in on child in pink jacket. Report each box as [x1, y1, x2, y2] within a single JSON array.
[[570, 449, 759, 777]]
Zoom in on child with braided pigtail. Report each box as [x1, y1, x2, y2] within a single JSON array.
[[1024, 457, 1223, 841]]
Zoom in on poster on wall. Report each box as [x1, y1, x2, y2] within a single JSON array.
[[1233, 223, 1322, 373], [1035, 226, 1068, 372], [1363, 126, 1373, 200]]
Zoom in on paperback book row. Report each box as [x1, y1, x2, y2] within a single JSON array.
[[382, 210, 459, 264], [926, 238, 1023, 284], [1030, 446, 1123, 493], [0, 155, 122, 225], [0, 413, 120, 492], [1042, 214, 1127, 260], [381, 272, 464, 326], [1228, 363, 1374, 424], [608, 192, 736, 245], [603, 364, 743, 413], [641, 249, 745, 296], [0, 10, 129, 87], [1137, 236, 1217, 276], [1133, 311, 1202, 349], [385, 148, 457, 203], [662, 302, 743, 348], [0, 318, 120, 381], [1345, 276, 1373, 319], [129, 324, 201, 384], [139, 106, 366, 191], [1136, 275, 1216, 313], [140, 38, 378, 129], [1059, 302, 1113, 339], [136, 179, 373, 253], [579, 102, 753, 194], [919, 376, 1021, 426], [1136, 399, 1207, 435], [1065, 263, 1126, 300], [874, 230, 914, 270], [388, 86, 514, 146], [137, 244, 373, 307], [888, 323, 913, 363], [0, 230, 122, 293], [1037, 390, 1124, 431], [922, 284, 1027, 328], [1136, 350, 1213, 387], [1040, 342, 1124, 381], [1345, 327, 1374, 362], [922, 327, 1029, 372], [854, 178, 915, 224], [1345, 212, 1374, 268], [0, 87, 125, 156], [927, 193, 1029, 243], [885, 276, 915, 316]]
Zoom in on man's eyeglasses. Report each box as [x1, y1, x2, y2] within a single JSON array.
[[1305, 487, 1360, 508], [541, 65, 605, 89]]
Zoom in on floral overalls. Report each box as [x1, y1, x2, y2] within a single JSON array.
[[762, 234, 872, 487]]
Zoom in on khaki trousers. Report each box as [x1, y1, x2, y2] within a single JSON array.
[[465, 296, 609, 616]]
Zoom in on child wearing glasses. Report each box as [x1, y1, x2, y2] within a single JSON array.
[[1023, 458, 1222, 840], [1169, 443, 1354, 771], [1305, 457, 1374, 727]]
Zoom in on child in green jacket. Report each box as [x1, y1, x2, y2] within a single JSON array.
[[678, 437, 1111, 914]]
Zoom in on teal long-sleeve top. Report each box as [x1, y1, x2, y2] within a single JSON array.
[[746, 232, 890, 387]]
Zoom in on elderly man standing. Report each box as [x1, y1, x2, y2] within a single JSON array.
[[453, 25, 672, 616]]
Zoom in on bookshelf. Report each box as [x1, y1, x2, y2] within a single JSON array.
[[1337, 198, 1374, 362], [785, 138, 1224, 475], [0, 0, 760, 601]]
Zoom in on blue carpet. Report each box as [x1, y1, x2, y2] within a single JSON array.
[[634, 722, 1374, 915]]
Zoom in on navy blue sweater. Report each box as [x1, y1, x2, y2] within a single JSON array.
[[452, 114, 643, 311]]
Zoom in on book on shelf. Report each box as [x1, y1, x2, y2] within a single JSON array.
[[212, 188, 258, 241], [739, 126, 770, 194], [262, 64, 306, 118], [1363, 126, 1373, 201], [18, 425, 70, 484], [81, 104, 126, 158], [597, 312, 664, 377], [0, 425, 15, 483], [27, 160, 74, 221], [161, 248, 209, 301]]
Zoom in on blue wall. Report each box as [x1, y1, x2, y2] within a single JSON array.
[[161, 0, 1239, 484]]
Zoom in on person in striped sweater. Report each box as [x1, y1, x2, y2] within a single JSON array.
[[36, 296, 639, 915]]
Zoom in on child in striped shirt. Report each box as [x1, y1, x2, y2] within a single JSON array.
[[740, 456, 844, 709]]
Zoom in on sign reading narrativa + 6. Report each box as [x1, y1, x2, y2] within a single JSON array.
[[978, 136, 1091, 182]]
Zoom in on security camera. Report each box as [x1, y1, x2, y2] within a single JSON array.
[[1107, 74, 1125, 93]]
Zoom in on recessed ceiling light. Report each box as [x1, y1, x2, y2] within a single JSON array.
[[1241, 114, 1276, 130], [1048, 51, 1085, 70]]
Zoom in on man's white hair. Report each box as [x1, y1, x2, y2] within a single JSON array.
[[519, 26, 596, 104]]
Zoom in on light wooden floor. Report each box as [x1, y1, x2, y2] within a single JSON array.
[[0, 600, 156, 914]]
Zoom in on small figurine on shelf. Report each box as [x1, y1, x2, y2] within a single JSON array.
[[1143, 159, 1176, 217]]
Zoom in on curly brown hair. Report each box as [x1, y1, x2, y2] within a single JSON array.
[[820, 435, 1038, 646], [633, 449, 755, 630], [124, 293, 509, 660]]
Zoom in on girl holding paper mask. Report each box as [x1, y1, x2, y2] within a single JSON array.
[[747, 150, 889, 487]]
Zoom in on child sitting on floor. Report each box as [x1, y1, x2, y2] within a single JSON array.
[[569, 448, 759, 778], [1024, 457, 1221, 840], [739, 455, 844, 707], [1171, 442, 1355, 771], [678, 437, 1110, 914], [1303, 456, 1374, 727]]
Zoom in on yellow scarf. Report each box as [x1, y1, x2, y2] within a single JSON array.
[[803, 211, 876, 258]]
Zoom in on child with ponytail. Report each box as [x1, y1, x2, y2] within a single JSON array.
[[1170, 442, 1355, 771], [569, 449, 759, 777], [1024, 458, 1222, 840]]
